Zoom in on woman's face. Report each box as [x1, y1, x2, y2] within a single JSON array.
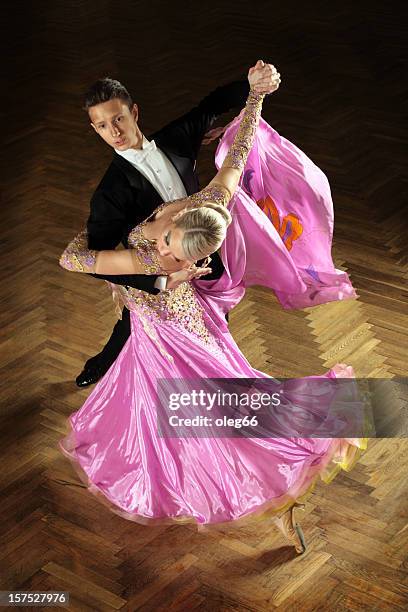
[[156, 225, 195, 267]]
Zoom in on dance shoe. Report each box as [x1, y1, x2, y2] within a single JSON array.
[[273, 502, 307, 554], [75, 360, 109, 387]]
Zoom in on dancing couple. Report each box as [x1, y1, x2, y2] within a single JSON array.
[[59, 60, 366, 554]]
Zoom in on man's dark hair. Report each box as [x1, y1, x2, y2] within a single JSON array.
[[83, 77, 133, 112]]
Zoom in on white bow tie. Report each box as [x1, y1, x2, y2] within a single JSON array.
[[143, 139, 156, 152], [116, 139, 157, 163], [134, 140, 156, 159]]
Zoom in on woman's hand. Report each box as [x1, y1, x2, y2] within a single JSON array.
[[248, 60, 281, 94], [166, 264, 212, 290]]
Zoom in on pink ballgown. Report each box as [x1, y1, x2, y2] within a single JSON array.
[[59, 115, 367, 530]]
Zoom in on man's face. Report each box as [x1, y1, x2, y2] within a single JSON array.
[[89, 98, 141, 150]]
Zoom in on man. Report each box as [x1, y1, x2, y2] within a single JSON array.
[[77, 61, 278, 387]]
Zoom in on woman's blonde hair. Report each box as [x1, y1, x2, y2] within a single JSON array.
[[174, 203, 232, 261]]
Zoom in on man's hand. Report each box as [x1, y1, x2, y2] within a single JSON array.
[[166, 264, 213, 290], [248, 60, 281, 94]]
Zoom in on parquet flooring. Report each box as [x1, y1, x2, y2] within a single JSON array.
[[1, 1, 407, 610]]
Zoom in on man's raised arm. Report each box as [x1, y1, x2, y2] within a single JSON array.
[[151, 79, 250, 162]]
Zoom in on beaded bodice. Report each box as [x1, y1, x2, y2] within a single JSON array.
[[110, 199, 216, 350], [127, 203, 167, 274]]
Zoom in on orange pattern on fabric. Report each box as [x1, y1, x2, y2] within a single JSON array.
[[257, 196, 303, 251]]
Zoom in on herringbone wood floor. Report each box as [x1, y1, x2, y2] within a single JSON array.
[[1, 1, 407, 610]]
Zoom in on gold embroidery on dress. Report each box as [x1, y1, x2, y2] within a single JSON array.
[[223, 90, 264, 171], [116, 282, 214, 347], [186, 184, 231, 209], [129, 234, 165, 274], [109, 208, 222, 358], [59, 230, 97, 273]]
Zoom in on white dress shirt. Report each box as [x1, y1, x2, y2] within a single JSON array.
[[115, 136, 187, 202], [115, 136, 188, 291]]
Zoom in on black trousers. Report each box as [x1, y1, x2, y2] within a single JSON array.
[[90, 251, 227, 370], [91, 307, 131, 367]]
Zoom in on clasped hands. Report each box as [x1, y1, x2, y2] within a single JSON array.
[[248, 59, 281, 94], [203, 60, 280, 146]]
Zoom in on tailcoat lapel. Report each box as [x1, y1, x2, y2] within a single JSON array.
[[112, 153, 164, 206], [152, 136, 199, 196]]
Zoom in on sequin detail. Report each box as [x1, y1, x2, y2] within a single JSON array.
[[59, 230, 97, 273], [128, 229, 166, 274], [223, 90, 264, 171], [186, 184, 231, 209], [117, 281, 213, 347], [108, 221, 224, 354]]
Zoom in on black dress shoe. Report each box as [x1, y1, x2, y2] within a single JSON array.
[[75, 363, 109, 387]]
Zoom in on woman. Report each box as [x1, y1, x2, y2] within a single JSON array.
[[59, 67, 366, 555]]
